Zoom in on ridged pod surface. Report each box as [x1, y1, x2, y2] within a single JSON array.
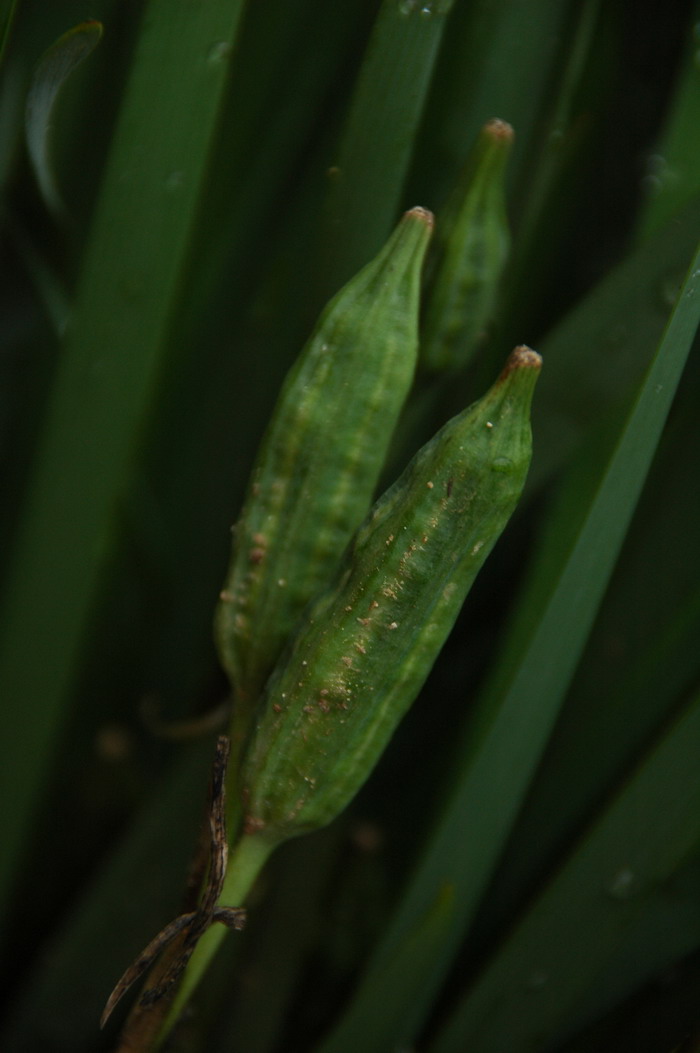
[[215, 208, 434, 706], [421, 119, 513, 374], [241, 346, 541, 844]]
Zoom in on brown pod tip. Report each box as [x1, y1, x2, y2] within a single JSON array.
[[405, 205, 435, 230], [499, 345, 542, 379], [484, 118, 515, 142]]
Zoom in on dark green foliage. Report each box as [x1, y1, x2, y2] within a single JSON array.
[[1, 1, 699, 1051]]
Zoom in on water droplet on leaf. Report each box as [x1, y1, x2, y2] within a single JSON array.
[[658, 276, 680, 309], [607, 866, 635, 900], [207, 41, 231, 65], [165, 170, 184, 191]]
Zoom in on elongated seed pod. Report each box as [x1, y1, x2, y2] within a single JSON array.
[[215, 208, 434, 707], [241, 346, 541, 844], [421, 119, 513, 374]]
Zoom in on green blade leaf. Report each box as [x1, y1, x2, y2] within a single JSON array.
[[318, 235, 700, 1052], [317, 0, 454, 304], [636, 2, 700, 241], [430, 689, 700, 1053], [479, 406, 700, 943], [25, 20, 103, 218], [558, 849, 700, 1048], [1, 743, 214, 1051], [0, 0, 246, 917], [411, 0, 576, 207], [0, 0, 19, 68], [531, 194, 700, 490]]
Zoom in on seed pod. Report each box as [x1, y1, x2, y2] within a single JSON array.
[[215, 208, 434, 707], [421, 119, 513, 374], [241, 346, 541, 844]]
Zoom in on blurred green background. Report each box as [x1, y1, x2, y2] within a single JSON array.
[[1, 1, 700, 1050]]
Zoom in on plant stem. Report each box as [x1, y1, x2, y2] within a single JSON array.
[[156, 833, 277, 1047]]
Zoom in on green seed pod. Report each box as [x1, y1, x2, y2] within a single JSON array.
[[241, 346, 541, 844], [421, 119, 513, 374], [215, 208, 434, 709]]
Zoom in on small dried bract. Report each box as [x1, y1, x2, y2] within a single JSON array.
[[100, 736, 246, 1028]]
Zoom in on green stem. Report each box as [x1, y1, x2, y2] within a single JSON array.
[[157, 833, 277, 1046]]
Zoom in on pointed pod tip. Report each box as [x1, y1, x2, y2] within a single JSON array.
[[500, 345, 542, 379], [484, 118, 514, 142], [66, 19, 104, 41], [404, 206, 435, 230]]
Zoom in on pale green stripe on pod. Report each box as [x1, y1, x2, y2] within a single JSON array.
[[215, 207, 434, 708], [420, 119, 513, 374], [241, 346, 541, 844]]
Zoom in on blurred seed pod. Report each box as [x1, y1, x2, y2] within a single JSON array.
[[421, 118, 513, 374]]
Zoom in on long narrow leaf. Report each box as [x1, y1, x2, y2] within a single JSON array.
[[410, 0, 576, 207], [479, 413, 700, 940], [318, 236, 700, 1052], [1, 743, 214, 1051], [317, 0, 454, 303], [0, 0, 246, 915], [0, 0, 18, 68], [636, 2, 700, 241], [558, 850, 700, 1047], [430, 689, 700, 1052], [530, 194, 700, 489]]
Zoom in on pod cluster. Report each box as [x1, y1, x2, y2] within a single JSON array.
[[240, 346, 541, 843], [216, 157, 540, 849], [216, 207, 434, 713]]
